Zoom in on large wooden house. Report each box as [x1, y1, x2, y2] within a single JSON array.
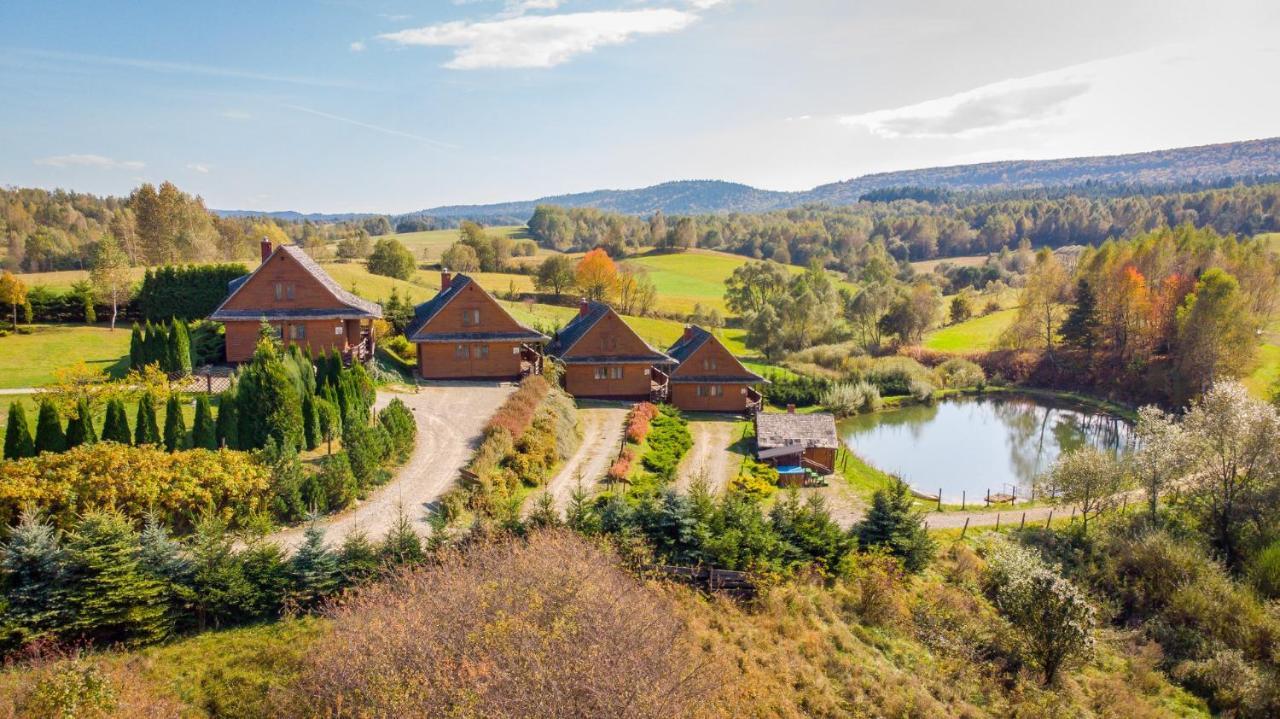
[[210, 239, 382, 363], [406, 271, 548, 380], [545, 300, 674, 399], [663, 325, 765, 413]]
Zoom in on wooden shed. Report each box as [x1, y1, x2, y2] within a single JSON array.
[[753, 409, 838, 477]]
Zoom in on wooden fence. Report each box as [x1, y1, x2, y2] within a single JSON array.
[[645, 564, 757, 599]]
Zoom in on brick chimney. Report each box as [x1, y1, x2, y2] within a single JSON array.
[[259, 237, 273, 263], [579, 298, 591, 317], [440, 268, 452, 291], [682, 324, 694, 341], [786, 404, 796, 414]]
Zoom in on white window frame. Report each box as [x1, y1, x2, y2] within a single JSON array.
[[609, 366, 624, 380], [455, 344, 470, 360], [462, 308, 480, 326]]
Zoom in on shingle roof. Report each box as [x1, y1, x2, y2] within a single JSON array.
[[665, 325, 764, 383], [544, 301, 673, 364], [404, 274, 547, 343], [754, 412, 839, 450], [209, 244, 382, 321]]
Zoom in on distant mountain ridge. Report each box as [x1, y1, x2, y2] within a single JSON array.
[[215, 137, 1280, 222]]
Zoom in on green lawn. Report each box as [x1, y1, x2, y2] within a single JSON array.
[[924, 308, 1017, 353], [0, 324, 132, 389], [386, 225, 530, 262]]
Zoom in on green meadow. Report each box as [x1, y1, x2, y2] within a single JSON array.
[[923, 307, 1017, 353], [0, 324, 132, 389]]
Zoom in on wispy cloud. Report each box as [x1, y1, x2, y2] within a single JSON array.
[[34, 154, 145, 170], [378, 12, 412, 21], [17, 48, 353, 89], [378, 7, 704, 69], [186, 162, 211, 173], [221, 110, 252, 120], [281, 104, 458, 150], [840, 63, 1098, 139], [349, 40, 367, 52]]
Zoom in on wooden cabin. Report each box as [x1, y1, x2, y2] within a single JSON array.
[[663, 325, 765, 413], [210, 239, 382, 363], [405, 271, 548, 380], [545, 300, 675, 399], [753, 409, 838, 478]]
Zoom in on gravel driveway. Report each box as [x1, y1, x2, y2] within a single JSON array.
[[271, 383, 513, 549], [676, 416, 745, 493], [541, 404, 628, 510]]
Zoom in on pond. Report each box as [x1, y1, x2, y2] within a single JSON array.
[[838, 394, 1133, 504]]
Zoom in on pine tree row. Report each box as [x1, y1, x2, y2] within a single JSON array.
[[3, 394, 218, 459], [129, 318, 194, 374]]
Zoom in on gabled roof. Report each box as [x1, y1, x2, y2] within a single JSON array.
[[209, 244, 382, 321], [754, 412, 839, 450], [544, 300, 674, 365], [665, 325, 765, 384], [404, 274, 547, 343]]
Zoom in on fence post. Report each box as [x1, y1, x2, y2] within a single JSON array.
[[1070, 507, 1076, 524], [961, 490, 965, 510], [985, 488, 990, 507], [995, 513, 1000, 530], [206, 374, 212, 393], [937, 489, 942, 512], [1046, 510, 1053, 528], [960, 517, 970, 539], [1019, 512, 1026, 530]]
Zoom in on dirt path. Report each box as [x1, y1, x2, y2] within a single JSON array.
[[542, 404, 628, 510], [270, 383, 513, 549], [677, 417, 743, 493]]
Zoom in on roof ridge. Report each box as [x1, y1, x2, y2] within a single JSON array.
[[208, 243, 381, 320]]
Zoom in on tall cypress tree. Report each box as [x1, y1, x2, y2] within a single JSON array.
[[302, 393, 319, 451], [134, 393, 161, 446], [63, 510, 169, 646], [4, 401, 35, 459], [142, 320, 160, 367], [164, 321, 180, 373], [129, 322, 144, 369], [173, 320, 193, 375], [65, 397, 97, 449], [192, 394, 217, 450], [163, 395, 188, 452], [215, 392, 239, 450], [100, 398, 132, 445], [33, 399, 66, 455]]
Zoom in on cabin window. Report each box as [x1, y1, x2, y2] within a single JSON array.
[[269, 323, 283, 340], [289, 324, 306, 341], [454, 344, 469, 360], [475, 344, 489, 359], [462, 308, 480, 326], [599, 335, 618, 351], [273, 282, 296, 301], [334, 324, 344, 336], [702, 357, 718, 370], [696, 385, 724, 398], [593, 367, 607, 380], [609, 366, 624, 380]]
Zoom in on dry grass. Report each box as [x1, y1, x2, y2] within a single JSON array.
[[0, 648, 184, 719]]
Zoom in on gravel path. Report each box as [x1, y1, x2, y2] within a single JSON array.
[[677, 416, 743, 493], [542, 404, 628, 510], [270, 383, 513, 549]]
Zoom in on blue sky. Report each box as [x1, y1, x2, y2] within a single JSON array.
[[2, 0, 1278, 213]]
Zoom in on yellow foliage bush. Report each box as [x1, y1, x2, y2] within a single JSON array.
[[0, 442, 271, 532]]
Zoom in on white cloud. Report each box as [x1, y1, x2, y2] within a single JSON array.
[[840, 65, 1097, 139], [186, 162, 210, 173], [378, 8, 701, 69], [34, 154, 145, 170], [349, 40, 366, 52]]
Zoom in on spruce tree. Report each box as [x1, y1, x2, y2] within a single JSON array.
[[187, 515, 253, 631], [289, 521, 339, 611], [855, 479, 936, 573], [64, 397, 97, 449], [163, 394, 188, 452], [239, 540, 289, 621], [63, 510, 168, 646], [0, 509, 67, 645], [337, 530, 380, 587], [134, 393, 161, 446], [378, 505, 423, 565], [33, 399, 66, 455], [129, 322, 144, 368], [100, 398, 132, 445], [302, 393, 319, 451], [1060, 278, 1101, 353], [4, 400, 35, 459], [215, 392, 239, 450], [192, 394, 217, 450], [138, 513, 192, 632]]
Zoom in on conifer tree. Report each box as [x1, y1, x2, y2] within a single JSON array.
[[176, 320, 193, 374], [316, 397, 340, 455], [142, 320, 161, 367], [129, 322, 144, 368], [236, 339, 303, 451], [1060, 278, 1101, 353], [192, 394, 217, 450], [163, 394, 188, 452], [138, 513, 192, 632], [63, 510, 169, 646], [164, 321, 180, 373], [187, 515, 253, 631], [215, 392, 239, 450], [337, 530, 380, 587], [33, 399, 66, 454], [134, 393, 161, 446], [239, 540, 290, 622], [0, 509, 66, 645], [289, 521, 339, 611], [855, 479, 935, 573], [4, 400, 35, 459], [302, 393, 319, 451], [378, 505, 423, 565], [64, 397, 97, 449], [100, 398, 132, 445]]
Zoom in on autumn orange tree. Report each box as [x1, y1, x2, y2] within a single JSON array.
[[574, 248, 618, 302]]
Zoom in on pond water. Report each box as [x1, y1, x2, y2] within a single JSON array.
[[838, 394, 1133, 504]]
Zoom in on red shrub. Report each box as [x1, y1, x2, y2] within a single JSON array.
[[485, 376, 550, 440], [626, 402, 658, 443]]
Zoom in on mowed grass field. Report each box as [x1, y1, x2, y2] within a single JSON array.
[[386, 225, 531, 262], [0, 324, 132, 389], [909, 253, 991, 274]]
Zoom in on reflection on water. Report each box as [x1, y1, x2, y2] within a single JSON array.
[[838, 395, 1132, 503]]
